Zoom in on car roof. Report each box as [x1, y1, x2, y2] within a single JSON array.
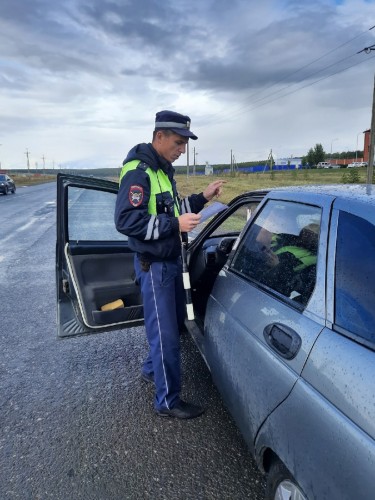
[[248, 184, 375, 207]]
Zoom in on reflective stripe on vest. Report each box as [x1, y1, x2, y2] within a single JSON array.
[[119, 160, 179, 216], [274, 245, 316, 271]]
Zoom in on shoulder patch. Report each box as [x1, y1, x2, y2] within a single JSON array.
[[129, 185, 144, 207]]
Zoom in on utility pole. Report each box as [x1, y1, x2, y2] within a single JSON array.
[[232, 153, 237, 172], [270, 149, 273, 172], [367, 74, 375, 184], [42, 155, 46, 174], [193, 147, 198, 176], [25, 148, 30, 176], [186, 142, 190, 178], [230, 149, 233, 174], [358, 36, 375, 184]]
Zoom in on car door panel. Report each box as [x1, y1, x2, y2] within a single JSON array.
[[65, 244, 142, 326], [56, 174, 144, 338], [205, 270, 324, 451], [199, 193, 333, 450]]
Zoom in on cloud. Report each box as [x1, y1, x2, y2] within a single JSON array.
[[0, 0, 374, 169]]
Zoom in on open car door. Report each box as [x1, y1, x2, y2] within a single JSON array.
[[185, 191, 267, 357], [56, 173, 144, 338]]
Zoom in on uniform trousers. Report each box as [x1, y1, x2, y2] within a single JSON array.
[[134, 255, 186, 411]]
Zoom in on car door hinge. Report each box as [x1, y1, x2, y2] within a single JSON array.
[[62, 279, 70, 294]]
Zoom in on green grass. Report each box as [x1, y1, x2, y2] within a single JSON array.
[[10, 167, 371, 206], [176, 167, 369, 205]]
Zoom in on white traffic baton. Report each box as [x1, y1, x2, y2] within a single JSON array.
[[181, 240, 195, 320]]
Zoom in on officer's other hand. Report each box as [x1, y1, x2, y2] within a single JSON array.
[[203, 180, 226, 201], [178, 213, 201, 232]]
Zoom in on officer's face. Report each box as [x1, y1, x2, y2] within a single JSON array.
[[154, 131, 188, 163]]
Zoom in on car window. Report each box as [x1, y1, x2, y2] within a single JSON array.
[[335, 211, 375, 344], [210, 202, 259, 236], [68, 186, 126, 241], [189, 202, 259, 240], [231, 199, 322, 306]]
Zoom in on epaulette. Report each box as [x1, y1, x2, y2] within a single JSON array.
[[136, 161, 149, 171]]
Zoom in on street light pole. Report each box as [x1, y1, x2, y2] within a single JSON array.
[[330, 138, 338, 157]]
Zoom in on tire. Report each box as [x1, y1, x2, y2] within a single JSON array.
[[265, 459, 307, 500], [11, 186, 16, 194], [4, 186, 8, 195]]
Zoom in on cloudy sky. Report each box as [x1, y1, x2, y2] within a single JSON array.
[[1, 0, 375, 170]]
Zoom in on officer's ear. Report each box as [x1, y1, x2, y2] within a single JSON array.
[[153, 130, 164, 145]]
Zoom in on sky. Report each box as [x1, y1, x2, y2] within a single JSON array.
[[1, 0, 375, 171]]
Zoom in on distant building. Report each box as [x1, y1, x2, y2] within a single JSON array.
[[205, 162, 213, 175], [276, 157, 302, 169], [364, 129, 370, 164]]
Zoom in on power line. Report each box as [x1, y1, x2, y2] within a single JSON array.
[[224, 53, 375, 121], [248, 26, 373, 107], [204, 24, 375, 124], [358, 43, 375, 54]]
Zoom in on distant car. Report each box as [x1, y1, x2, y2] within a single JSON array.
[[348, 162, 367, 168], [0, 174, 16, 195], [56, 175, 375, 500], [317, 162, 331, 168]]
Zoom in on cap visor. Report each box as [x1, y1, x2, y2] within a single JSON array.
[[171, 128, 198, 140]]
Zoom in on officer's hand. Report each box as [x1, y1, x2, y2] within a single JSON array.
[[178, 213, 201, 232], [203, 180, 226, 201]]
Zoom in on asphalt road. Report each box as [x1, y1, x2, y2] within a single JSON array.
[[0, 181, 266, 500]]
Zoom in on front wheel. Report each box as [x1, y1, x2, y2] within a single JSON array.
[[4, 186, 8, 195], [265, 460, 307, 500]]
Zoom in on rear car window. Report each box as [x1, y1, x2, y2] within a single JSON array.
[[335, 211, 375, 343], [231, 199, 322, 307]]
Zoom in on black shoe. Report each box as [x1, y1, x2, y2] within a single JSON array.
[[141, 372, 155, 385], [155, 400, 204, 419]]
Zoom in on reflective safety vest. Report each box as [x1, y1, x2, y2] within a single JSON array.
[[119, 160, 180, 216], [274, 245, 317, 271]]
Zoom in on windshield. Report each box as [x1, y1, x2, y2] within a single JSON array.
[[0, 175, 6, 181]]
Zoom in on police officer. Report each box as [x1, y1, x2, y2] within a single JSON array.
[[115, 110, 224, 419]]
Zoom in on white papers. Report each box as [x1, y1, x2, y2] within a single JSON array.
[[199, 201, 228, 223]]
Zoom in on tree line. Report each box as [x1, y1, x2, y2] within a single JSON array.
[[302, 144, 364, 167]]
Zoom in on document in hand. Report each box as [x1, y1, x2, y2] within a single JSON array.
[[199, 201, 228, 223]]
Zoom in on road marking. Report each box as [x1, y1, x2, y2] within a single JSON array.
[[17, 219, 37, 231]]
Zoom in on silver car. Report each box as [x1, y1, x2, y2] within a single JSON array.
[[56, 176, 375, 500]]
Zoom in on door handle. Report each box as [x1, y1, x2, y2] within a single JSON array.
[[263, 323, 302, 360]]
